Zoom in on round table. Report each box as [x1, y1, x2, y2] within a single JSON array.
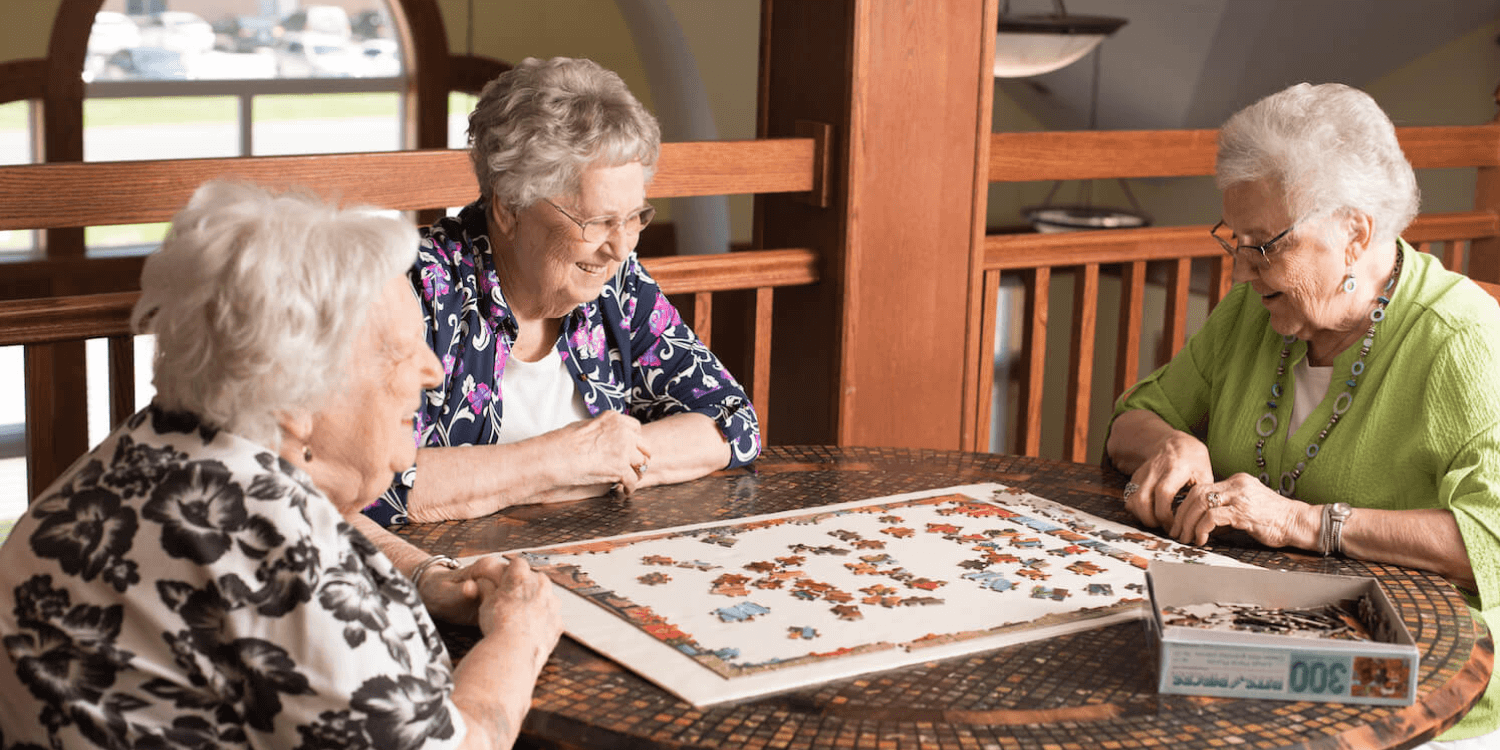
[[394, 446, 1493, 750]]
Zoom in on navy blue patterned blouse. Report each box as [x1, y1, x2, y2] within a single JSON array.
[[365, 201, 761, 526]]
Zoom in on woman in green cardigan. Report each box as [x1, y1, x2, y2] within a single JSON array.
[[1107, 83, 1500, 745]]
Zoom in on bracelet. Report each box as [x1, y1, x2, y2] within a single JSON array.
[[410, 555, 460, 590]]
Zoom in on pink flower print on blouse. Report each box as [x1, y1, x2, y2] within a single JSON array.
[[465, 380, 495, 415], [441, 354, 456, 376], [421, 264, 450, 301], [648, 294, 681, 336], [572, 322, 607, 360], [638, 341, 662, 367]]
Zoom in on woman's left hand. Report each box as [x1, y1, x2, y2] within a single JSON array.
[[415, 554, 511, 626], [1169, 473, 1319, 550]]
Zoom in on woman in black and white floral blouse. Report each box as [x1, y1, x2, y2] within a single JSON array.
[[0, 181, 561, 749]]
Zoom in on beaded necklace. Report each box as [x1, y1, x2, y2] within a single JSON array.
[[1254, 248, 1403, 497]]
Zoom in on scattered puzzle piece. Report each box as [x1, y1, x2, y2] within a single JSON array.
[[638, 572, 671, 586], [831, 604, 863, 621]]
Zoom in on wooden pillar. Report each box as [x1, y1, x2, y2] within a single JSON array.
[[757, 0, 995, 448], [1471, 84, 1500, 283]]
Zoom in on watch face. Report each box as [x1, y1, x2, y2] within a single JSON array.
[[1331, 502, 1354, 519]]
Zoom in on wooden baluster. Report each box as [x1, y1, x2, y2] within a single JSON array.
[[693, 292, 713, 349], [1114, 261, 1146, 400], [108, 334, 135, 427], [1449, 240, 1468, 274], [1017, 267, 1050, 457], [1161, 257, 1192, 366], [25, 341, 89, 501], [749, 287, 773, 445], [1064, 264, 1099, 463], [973, 270, 1001, 452], [1210, 254, 1234, 307]]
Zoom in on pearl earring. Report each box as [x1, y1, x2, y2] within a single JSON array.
[[1342, 266, 1357, 294]]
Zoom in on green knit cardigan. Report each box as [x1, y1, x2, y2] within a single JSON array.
[[1113, 241, 1500, 738]]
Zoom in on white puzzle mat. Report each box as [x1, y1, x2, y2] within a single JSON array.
[[486, 483, 1253, 706]]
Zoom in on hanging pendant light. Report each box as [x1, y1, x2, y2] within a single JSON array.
[[994, 0, 1127, 78], [1021, 46, 1151, 233]]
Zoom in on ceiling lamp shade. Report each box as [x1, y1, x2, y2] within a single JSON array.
[[993, 3, 1127, 78]]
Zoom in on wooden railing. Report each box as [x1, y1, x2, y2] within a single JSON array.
[[980, 124, 1500, 462], [0, 138, 825, 497]]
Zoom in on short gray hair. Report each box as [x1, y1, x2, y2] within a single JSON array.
[[1216, 83, 1420, 242], [468, 56, 661, 209], [132, 180, 418, 447]]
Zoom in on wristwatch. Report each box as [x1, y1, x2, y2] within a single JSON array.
[[1322, 502, 1354, 557]]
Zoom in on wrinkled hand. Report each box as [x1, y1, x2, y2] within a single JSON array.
[[476, 556, 563, 678], [550, 411, 651, 496], [1124, 431, 1214, 529], [1170, 473, 1315, 549], [416, 555, 505, 626]]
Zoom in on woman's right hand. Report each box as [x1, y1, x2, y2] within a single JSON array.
[[475, 556, 562, 678], [1123, 430, 1215, 530], [548, 410, 651, 495]]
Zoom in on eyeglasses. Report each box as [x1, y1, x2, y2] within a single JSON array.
[[1210, 219, 1297, 270], [541, 198, 655, 243]]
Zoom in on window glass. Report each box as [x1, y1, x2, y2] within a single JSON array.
[[253, 92, 401, 155], [0, 101, 35, 259], [0, 344, 23, 522]]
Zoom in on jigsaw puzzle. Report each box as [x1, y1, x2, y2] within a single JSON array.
[[506, 483, 1251, 705]]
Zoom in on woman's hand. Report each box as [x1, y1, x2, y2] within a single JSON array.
[[548, 410, 651, 496], [1170, 473, 1320, 549], [416, 556, 496, 626], [1123, 429, 1215, 530], [475, 556, 563, 675]]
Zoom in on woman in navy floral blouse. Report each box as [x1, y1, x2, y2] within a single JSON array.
[[366, 57, 761, 527], [0, 181, 561, 749]]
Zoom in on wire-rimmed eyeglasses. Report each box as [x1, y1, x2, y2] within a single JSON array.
[[1210, 219, 1298, 270], [542, 198, 656, 243]]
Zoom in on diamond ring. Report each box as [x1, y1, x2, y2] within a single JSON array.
[[1207, 491, 1223, 508], [633, 462, 648, 478], [1123, 482, 1140, 501]]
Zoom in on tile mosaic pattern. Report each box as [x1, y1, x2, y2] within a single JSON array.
[[395, 446, 1492, 750]]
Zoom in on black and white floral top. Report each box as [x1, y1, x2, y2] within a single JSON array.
[[0, 405, 465, 750]]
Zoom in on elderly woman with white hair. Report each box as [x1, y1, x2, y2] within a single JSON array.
[[0, 181, 561, 749], [364, 56, 760, 527], [1107, 83, 1500, 743]]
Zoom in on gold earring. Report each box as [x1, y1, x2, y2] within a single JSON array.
[[303, 445, 313, 462]]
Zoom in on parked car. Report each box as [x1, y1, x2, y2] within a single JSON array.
[[281, 5, 351, 42], [212, 15, 282, 53], [357, 38, 400, 77], [87, 11, 140, 57], [98, 47, 189, 81], [350, 10, 390, 41], [275, 40, 360, 78], [136, 11, 214, 55]]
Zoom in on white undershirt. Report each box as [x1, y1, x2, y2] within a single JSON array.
[[494, 347, 592, 445], [1288, 358, 1334, 439]]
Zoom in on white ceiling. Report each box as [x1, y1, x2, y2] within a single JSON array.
[[994, 0, 1500, 131]]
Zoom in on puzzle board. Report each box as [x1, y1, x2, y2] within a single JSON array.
[[502, 483, 1253, 706]]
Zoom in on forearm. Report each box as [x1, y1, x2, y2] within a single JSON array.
[[637, 412, 731, 489], [1340, 507, 1476, 590], [450, 632, 540, 750], [1107, 409, 1193, 474], [345, 511, 429, 575], [409, 439, 590, 522]]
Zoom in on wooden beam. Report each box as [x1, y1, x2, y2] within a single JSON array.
[[988, 125, 1500, 183], [983, 211, 1499, 270], [0, 139, 818, 231]]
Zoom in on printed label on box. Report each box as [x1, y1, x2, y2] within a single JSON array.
[[1164, 644, 1290, 696], [1162, 644, 1416, 704]]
